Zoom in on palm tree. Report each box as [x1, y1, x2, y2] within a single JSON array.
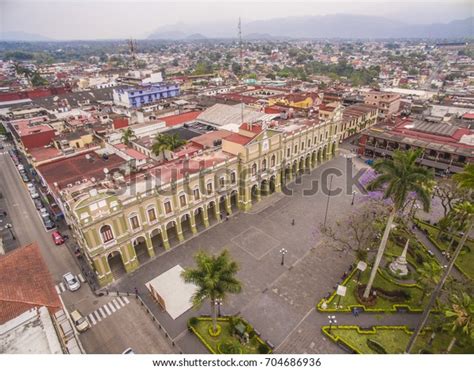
[[406, 164, 474, 353], [446, 201, 474, 251], [181, 250, 242, 333], [120, 128, 136, 146], [363, 149, 433, 299], [151, 133, 185, 161], [453, 163, 474, 190], [416, 261, 442, 302], [444, 292, 473, 352]]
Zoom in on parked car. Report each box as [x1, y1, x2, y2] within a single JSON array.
[[33, 198, 43, 210], [0, 144, 4, 150], [70, 310, 90, 333], [17, 164, 24, 171], [20, 173, 29, 182], [122, 348, 135, 354], [27, 183, 36, 192], [63, 272, 81, 292], [39, 207, 49, 218], [51, 231, 64, 245], [42, 215, 55, 230], [30, 191, 40, 199]]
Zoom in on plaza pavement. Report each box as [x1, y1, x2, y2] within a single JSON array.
[[110, 154, 430, 354]]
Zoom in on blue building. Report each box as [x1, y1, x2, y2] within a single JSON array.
[[113, 83, 180, 108]]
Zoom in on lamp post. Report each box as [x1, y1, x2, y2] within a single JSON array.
[[5, 223, 15, 240], [351, 190, 356, 206], [328, 315, 337, 333], [280, 248, 288, 266], [215, 298, 223, 317], [323, 175, 334, 228]]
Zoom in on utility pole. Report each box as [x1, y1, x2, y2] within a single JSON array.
[[238, 17, 245, 128]]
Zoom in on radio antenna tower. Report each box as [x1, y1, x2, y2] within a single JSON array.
[[238, 17, 245, 126], [128, 38, 137, 68]]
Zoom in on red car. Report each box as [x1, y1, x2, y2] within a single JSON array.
[[52, 231, 64, 245]]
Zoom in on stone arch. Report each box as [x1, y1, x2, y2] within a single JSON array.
[[180, 213, 193, 239], [269, 175, 276, 194], [166, 220, 178, 247], [207, 201, 218, 225], [150, 227, 164, 251], [261, 179, 269, 196], [251, 183, 259, 203], [107, 249, 126, 280], [194, 206, 206, 231], [230, 190, 239, 212], [132, 235, 149, 264]]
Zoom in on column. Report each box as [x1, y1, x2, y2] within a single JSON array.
[[190, 212, 198, 234], [255, 186, 261, 202], [214, 201, 221, 220], [145, 233, 155, 258], [176, 218, 184, 242], [94, 256, 113, 286], [295, 161, 300, 176], [261, 181, 270, 196], [225, 196, 232, 215], [124, 243, 139, 272], [161, 226, 171, 250], [239, 186, 252, 212], [275, 172, 282, 193], [202, 206, 210, 227]]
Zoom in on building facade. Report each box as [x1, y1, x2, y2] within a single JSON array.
[[363, 91, 400, 120], [61, 105, 344, 286], [113, 83, 180, 108]]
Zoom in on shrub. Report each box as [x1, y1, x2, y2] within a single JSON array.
[[218, 340, 242, 354], [258, 343, 270, 354], [189, 317, 198, 327], [366, 338, 387, 354], [208, 324, 222, 337]]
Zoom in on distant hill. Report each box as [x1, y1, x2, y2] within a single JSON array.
[[0, 31, 52, 41], [148, 15, 473, 40], [185, 33, 207, 40]]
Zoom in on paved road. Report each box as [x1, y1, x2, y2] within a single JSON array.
[[0, 141, 174, 354]]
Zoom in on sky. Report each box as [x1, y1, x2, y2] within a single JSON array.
[[1, 0, 472, 40]]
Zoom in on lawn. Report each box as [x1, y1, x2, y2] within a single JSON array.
[[416, 219, 474, 280], [189, 317, 272, 354], [323, 325, 474, 354]]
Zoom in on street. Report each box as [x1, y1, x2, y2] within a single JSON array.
[[0, 140, 175, 354]]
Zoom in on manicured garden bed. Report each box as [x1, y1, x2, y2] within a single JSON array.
[[415, 219, 474, 280], [322, 325, 474, 354], [188, 316, 272, 354]]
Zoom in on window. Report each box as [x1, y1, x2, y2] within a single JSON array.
[[100, 225, 114, 243], [308, 139, 311, 147], [301, 142, 305, 150], [320, 134, 323, 141], [251, 163, 257, 176], [271, 155, 275, 167], [326, 132, 328, 138], [147, 208, 157, 222], [314, 137, 317, 145], [206, 182, 213, 195], [262, 159, 267, 171], [164, 201, 172, 214], [193, 188, 200, 200], [179, 194, 187, 207], [129, 215, 140, 230], [287, 148, 291, 157], [230, 172, 236, 184], [294, 145, 298, 153]]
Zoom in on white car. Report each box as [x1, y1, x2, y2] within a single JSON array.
[[17, 164, 24, 171], [39, 207, 49, 218], [70, 310, 90, 333], [27, 183, 35, 192], [63, 272, 81, 292], [30, 191, 40, 199]]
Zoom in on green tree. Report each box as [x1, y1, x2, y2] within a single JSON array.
[[151, 133, 185, 160], [444, 292, 474, 352], [120, 128, 136, 146], [416, 261, 442, 301], [406, 164, 474, 353], [363, 149, 433, 299], [181, 250, 242, 333]]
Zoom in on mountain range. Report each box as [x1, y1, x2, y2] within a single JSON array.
[[148, 14, 473, 40], [0, 31, 52, 42]]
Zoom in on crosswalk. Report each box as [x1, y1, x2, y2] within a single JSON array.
[[55, 273, 85, 294], [86, 296, 130, 326]]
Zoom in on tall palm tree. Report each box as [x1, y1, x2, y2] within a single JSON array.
[[363, 149, 433, 299], [446, 201, 474, 251], [120, 128, 136, 146], [416, 261, 443, 302], [406, 164, 474, 353], [444, 292, 473, 352], [181, 250, 242, 333], [167, 133, 186, 151]]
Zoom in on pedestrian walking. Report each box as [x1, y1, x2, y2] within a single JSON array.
[[291, 219, 295, 226]]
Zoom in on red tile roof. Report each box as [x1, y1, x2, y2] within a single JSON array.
[[160, 111, 200, 127], [0, 242, 61, 324], [224, 133, 254, 145], [239, 122, 262, 134], [37, 150, 126, 189]]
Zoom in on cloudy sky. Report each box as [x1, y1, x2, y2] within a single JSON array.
[[1, 0, 472, 40]]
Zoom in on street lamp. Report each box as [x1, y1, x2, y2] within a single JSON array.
[[351, 190, 356, 206], [215, 298, 223, 317], [328, 315, 337, 332], [323, 175, 334, 228], [5, 223, 15, 240], [280, 248, 288, 266]]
